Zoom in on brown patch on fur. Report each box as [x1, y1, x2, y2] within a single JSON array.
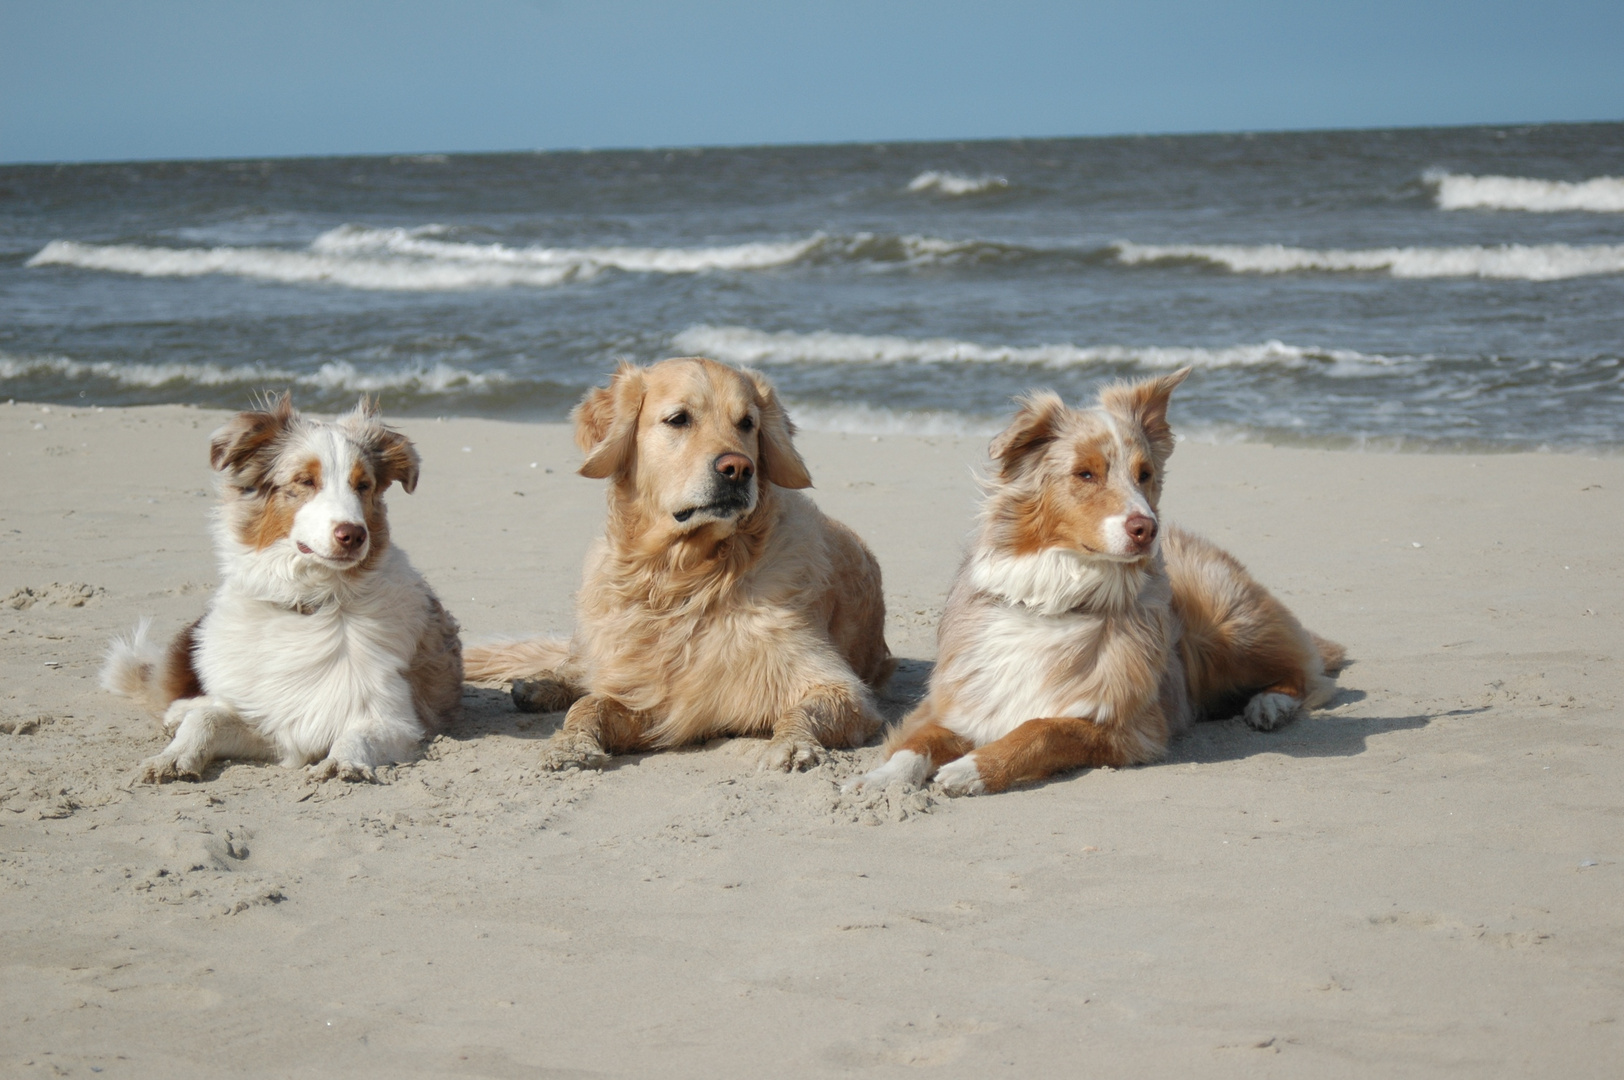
[[241, 457, 320, 550], [161, 618, 204, 706], [209, 393, 295, 481], [886, 715, 975, 771], [968, 716, 1147, 793], [405, 594, 463, 730]]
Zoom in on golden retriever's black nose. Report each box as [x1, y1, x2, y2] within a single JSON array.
[[334, 522, 368, 551], [1124, 514, 1157, 550], [713, 452, 754, 484]]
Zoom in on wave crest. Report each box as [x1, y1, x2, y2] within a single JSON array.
[[0, 352, 513, 393], [1113, 241, 1624, 281], [671, 325, 1394, 372], [1426, 170, 1624, 213], [906, 171, 1010, 196]]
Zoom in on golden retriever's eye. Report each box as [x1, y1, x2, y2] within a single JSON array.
[[738, 415, 755, 433], [665, 411, 690, 428]]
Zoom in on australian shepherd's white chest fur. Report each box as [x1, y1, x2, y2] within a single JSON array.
[[850, 367, 1347, 797], [102, 396, 462, 783]]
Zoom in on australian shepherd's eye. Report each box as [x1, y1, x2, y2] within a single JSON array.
[[738, 415, 755, 432], [1077, 469, 1096, 482], [664, 411, 690, 428], [297, 476, 316, 489], [356, 480, 372, 495], [1138, 467, 1153, 484]]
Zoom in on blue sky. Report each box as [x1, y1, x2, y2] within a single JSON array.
[[2, 0, 1621, 164]]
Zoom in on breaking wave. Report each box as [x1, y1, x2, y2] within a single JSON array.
[[671, 325, 1398, 372], [24, 226, 1046, 290], [1113, 241, 1624, 281], [906, 171, 1010, 196], [1426, 170, 1624, 213], [0, 352, 513, 393]]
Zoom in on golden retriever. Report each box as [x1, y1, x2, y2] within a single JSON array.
[[465, 357, 894, 771]]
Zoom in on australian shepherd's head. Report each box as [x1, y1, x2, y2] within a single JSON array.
[[571, 357, 811, 549], [969, 367, 1192, 614], [208, 394, 420, 580]]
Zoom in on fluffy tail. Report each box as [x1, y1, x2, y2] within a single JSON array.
[[1312, 633, 1350, 675], [100, 617, 172, 716], [462, 636, 573, 683]]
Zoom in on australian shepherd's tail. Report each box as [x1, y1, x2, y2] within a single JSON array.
[[462, 636, 574, 683], [100, 617, 171, 717]]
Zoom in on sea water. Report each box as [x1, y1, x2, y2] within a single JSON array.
[[3, 122, 1622, 450]]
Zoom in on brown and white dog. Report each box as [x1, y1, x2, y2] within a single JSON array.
[[102, 395, 462, 782], [463, 357, 894, 771], [847, 368, 1346, 796]]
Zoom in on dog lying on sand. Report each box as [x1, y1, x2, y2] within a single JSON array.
[[103, 396, 462, 782], [464, 357, 894, 772], [848, 368, 1346, 796]]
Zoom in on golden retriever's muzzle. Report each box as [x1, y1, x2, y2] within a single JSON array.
[[673, 452, 757, 524]]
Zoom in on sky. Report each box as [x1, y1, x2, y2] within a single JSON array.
[[2, 0, 1621, 164]]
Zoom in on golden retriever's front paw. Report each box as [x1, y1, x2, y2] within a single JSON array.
[[512, 678, 578, 714], [306, 758, 377, 783], [135, 753, 199, 785], [539, 732, 609, 771], [761, 735, 826, 773], [933, 754, 987, 797]]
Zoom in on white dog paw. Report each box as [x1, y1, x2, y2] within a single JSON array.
[[135, 753, 199, 785], [538, 732, 609, 772], [761, 736, 826, 773], [1243, 692, 1302, 731], [842, 749, 930, 794], [306, 758, 377, 783], [933, 755, 987, 797]]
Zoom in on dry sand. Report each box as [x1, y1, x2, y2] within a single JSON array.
[[1, 398, 1620, 1078]]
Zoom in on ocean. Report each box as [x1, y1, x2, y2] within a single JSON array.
[[4, 122, 1623, 451]]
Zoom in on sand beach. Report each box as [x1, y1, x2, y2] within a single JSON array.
[[1, 399, 1620, 1077]]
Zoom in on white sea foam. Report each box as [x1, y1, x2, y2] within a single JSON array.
[[1113, 241, 1624, 281], [26, 226, 831, 291], [786, 401, 1004, 438], [907, 171, 1010, 196], [1426, 170, 1624, 213], [0, 352, 512, 393], [672, 325, 1394, 372]]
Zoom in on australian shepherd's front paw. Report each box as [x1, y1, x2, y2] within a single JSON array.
[[760, 735, 827, 773], [306, 757, 378, 783], [1242, 692, 1302, 731], [842, 749, 931, 794], [135, 752, 200, 785], [933, 754, 987, 797], [539, 731, 610, 771]]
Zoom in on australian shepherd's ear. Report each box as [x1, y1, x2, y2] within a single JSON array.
[[1099, 366, 1192, 464], [988, 390, 1066, 480], [574, 362, 646, 480], [342, 397, 421, 494], [209, 393, 296, 484], [744, 368, 812, 490]]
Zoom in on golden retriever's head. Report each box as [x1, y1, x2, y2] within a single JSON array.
[[983, 367, 1191, 561], [572, 357, 811, 537]]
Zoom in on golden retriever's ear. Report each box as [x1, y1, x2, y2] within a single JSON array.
[[1099, 366, 1190, 463], [210, 392, 295, 483], [341, 397, 421, 494], [574, 362, 645, 479], [744, 368, 811, 490], [989, 390, 1065, 480]]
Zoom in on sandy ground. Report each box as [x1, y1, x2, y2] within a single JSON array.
[[1, 398, 1620, 1078]]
